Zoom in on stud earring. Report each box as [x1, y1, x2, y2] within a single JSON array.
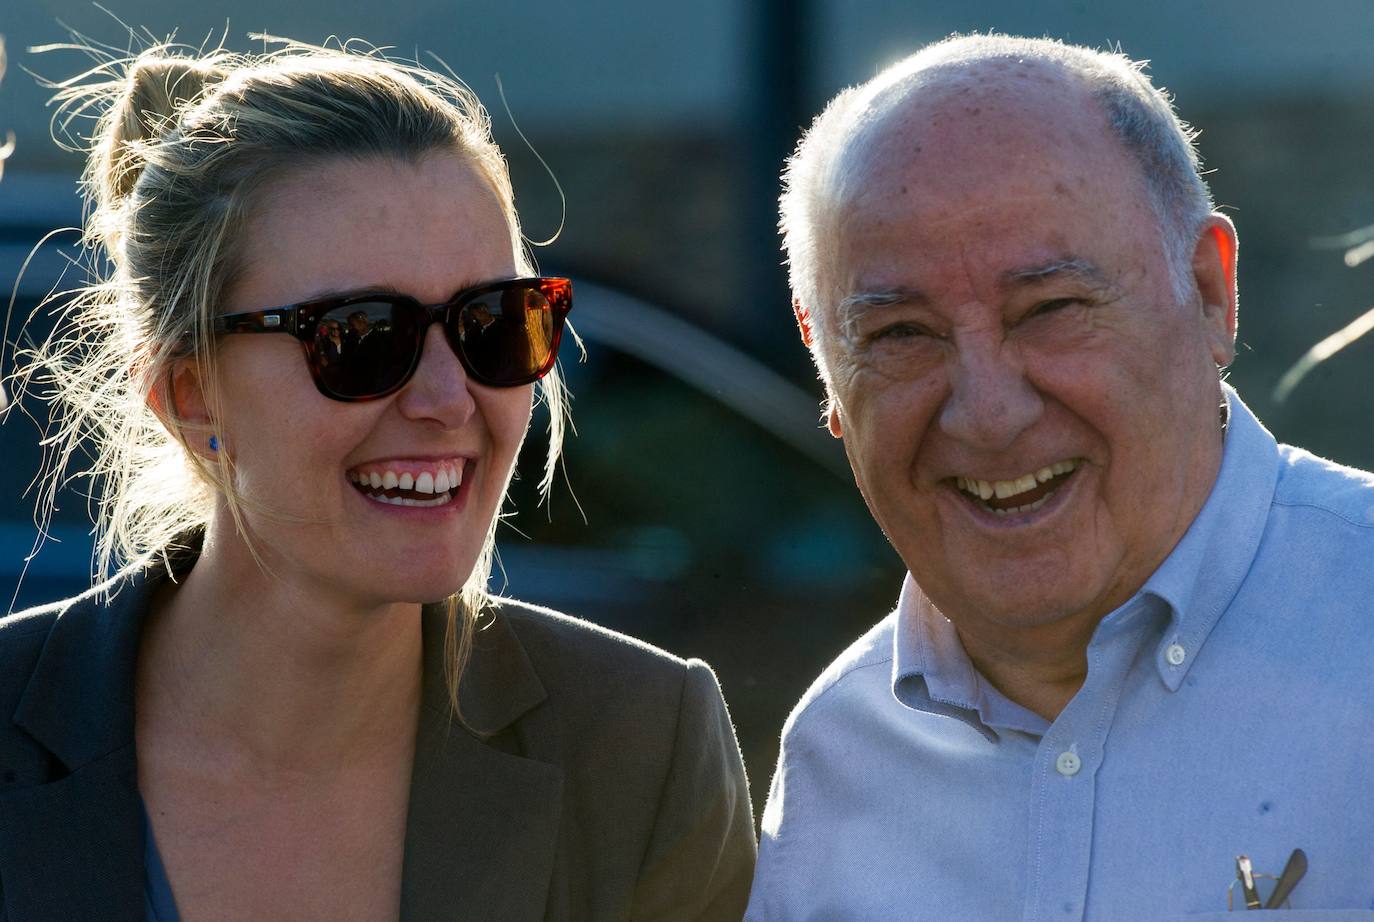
[[209, 434, 220, 453]]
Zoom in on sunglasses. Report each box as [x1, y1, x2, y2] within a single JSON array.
[[211, 277, 572, 401]]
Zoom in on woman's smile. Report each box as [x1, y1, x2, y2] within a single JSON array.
[[346, 457, 475, 510]]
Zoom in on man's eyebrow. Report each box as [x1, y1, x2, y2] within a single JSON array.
[[832, 288, 929, 340], [1001, 258, 1111, 289], [835, 259, 1113, 328], [837, 286, 927, 315]]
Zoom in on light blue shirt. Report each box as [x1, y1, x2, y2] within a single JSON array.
[[749, 391, 1374, 921]]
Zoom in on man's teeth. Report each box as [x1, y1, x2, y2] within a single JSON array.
[[348, 463, 463, 498], [955, 459, 1079, 505]]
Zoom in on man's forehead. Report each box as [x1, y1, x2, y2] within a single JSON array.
[[825, 62, 1146, 260], [841, 63, 1100, 191]]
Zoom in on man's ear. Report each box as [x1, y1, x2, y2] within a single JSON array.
[[148, 357, 216, 458], [1192, 214, 1238, 367], [793, 298, 816, 349], [796, 298, 844, 438]]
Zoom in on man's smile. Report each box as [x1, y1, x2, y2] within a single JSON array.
[[951, 458, 1081, 516]]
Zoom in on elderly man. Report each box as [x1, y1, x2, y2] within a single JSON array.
[[748, 34, 1374, 920]]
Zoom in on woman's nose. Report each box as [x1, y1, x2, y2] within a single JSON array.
[[395, 324, 476, 428]]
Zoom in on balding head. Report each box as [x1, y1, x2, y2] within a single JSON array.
[[783, 35, 1213, 386], [778, 34, 1239, 640]]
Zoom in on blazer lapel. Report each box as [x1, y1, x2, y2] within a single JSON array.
[[0, 573, 152, 922], [399, 606, 564, 922]]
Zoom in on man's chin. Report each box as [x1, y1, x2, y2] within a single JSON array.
[[921, 573, 1111, 635]]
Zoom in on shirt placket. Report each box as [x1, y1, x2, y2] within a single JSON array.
[[1021, 606, 1155, 922]]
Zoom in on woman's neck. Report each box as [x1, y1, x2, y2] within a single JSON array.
[[136, 536, 424, 779]]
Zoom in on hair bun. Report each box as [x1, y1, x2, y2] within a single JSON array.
[[99, 55, 226, 203]]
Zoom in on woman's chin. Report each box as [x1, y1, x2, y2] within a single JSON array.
[[388, 578, 473, 607], [325, 568, 474, 611], [351, 542, 483, 602]]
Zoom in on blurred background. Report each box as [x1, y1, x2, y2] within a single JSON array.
[[2, 0, 1372, 814]]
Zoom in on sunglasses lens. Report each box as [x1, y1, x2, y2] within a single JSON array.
[[312, 301, 420, 399], [453, 283, 563, 385]]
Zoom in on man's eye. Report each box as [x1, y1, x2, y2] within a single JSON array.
[[869, 322, 930, 341], [1026, 298, 1080, 318]]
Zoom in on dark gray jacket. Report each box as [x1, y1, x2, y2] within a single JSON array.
[[0, 568, 755, 920]]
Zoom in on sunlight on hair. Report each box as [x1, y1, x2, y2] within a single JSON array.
[[9, 28, 572, 720], [781, 33, 1212, 394]]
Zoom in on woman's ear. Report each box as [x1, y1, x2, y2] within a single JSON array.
[[148, 357, 217, 458]]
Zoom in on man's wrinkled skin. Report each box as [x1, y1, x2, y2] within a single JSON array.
[[806, 61, 1237, 718]]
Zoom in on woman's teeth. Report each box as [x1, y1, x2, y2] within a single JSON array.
[[348, 463, 464, 506], [370, 492, 451, 508]]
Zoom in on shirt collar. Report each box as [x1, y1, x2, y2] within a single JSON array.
[[1134, 385, 1279, 690], [893, 575, 1051, 739], [891, 385, 1280, 727]]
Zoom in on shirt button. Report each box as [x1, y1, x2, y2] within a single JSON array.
[[1165, 643, 1187, 667], [1055, 751, 1081, 777]]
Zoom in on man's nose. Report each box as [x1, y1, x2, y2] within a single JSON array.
[[937, 338, 1044, 450], [396, 324, 477, 428]]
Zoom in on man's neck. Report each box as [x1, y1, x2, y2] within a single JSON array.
[[955, 615, 1099, 722]]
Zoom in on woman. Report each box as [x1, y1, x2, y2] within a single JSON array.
[[0, 41, 754, 921]]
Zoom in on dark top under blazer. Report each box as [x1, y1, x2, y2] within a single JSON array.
[[0, 567, 756, 921]]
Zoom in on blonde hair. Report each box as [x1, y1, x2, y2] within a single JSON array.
[[18, 38, 571, 716]]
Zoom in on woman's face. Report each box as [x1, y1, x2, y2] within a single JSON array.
[[204, 153, 531, 607]]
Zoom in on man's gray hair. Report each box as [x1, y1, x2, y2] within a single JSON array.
[[782, 34, 1214, 373]]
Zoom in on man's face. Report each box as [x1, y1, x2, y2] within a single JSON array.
[[818, 73, 1236, 639]]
